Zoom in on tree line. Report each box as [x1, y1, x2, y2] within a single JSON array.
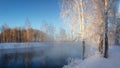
[[0, 28, 46, 43]]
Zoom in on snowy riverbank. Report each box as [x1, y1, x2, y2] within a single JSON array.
[[63, 45, 120, 68]]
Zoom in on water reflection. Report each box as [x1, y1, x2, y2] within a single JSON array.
[[0, 50, 34, 68], [0, 48, 67, 68]]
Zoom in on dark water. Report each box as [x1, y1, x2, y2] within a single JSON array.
[[0, 43, 81, 68]]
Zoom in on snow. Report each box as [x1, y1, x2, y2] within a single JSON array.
[[63, 45, 120, 68]]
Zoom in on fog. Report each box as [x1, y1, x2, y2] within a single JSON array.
[[0, 42, 85, 68]]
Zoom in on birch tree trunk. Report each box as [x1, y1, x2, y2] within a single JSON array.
[[104, 11, 108, 58], [80, 0, 85, 60], [99, 35, 103, 54]]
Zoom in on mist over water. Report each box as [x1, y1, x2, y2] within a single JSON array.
[[0, 42, 82, 68]]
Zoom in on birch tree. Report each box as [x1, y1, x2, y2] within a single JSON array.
[[61, 0, 86, 60], [102, 0, 117, 58], [84, 0, 104, 54]]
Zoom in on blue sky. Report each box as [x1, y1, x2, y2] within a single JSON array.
[[0, 0, 68, 31], [0, 0, 120, 33]]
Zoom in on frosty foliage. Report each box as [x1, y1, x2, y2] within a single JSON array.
[[61, 0, 120, 45]]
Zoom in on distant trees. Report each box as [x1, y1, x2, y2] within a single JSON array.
[[33, 30, 46, 42], [47, 24, 55, 41], [56, 28, 67, 41], [0, 23, 9, 42], [0, 28, 46, 43], [41, 21, 56, 41], [25, 18, 32, 42], [0, 19, 48, 43], [60, 28, 67, 41]]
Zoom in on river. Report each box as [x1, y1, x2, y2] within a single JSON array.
[[0, 42, 82, 68]]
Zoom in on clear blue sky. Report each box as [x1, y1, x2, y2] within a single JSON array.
[[0, 0, 120, 33], [0, 0, 68, 31]]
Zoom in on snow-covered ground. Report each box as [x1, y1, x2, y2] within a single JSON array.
[[63, 45, 120, 68]]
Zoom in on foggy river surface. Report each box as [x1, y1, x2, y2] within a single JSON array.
[[0, 42, 82, 68]]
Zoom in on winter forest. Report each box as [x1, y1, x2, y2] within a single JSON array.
[[0, 0, 120, 68]]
